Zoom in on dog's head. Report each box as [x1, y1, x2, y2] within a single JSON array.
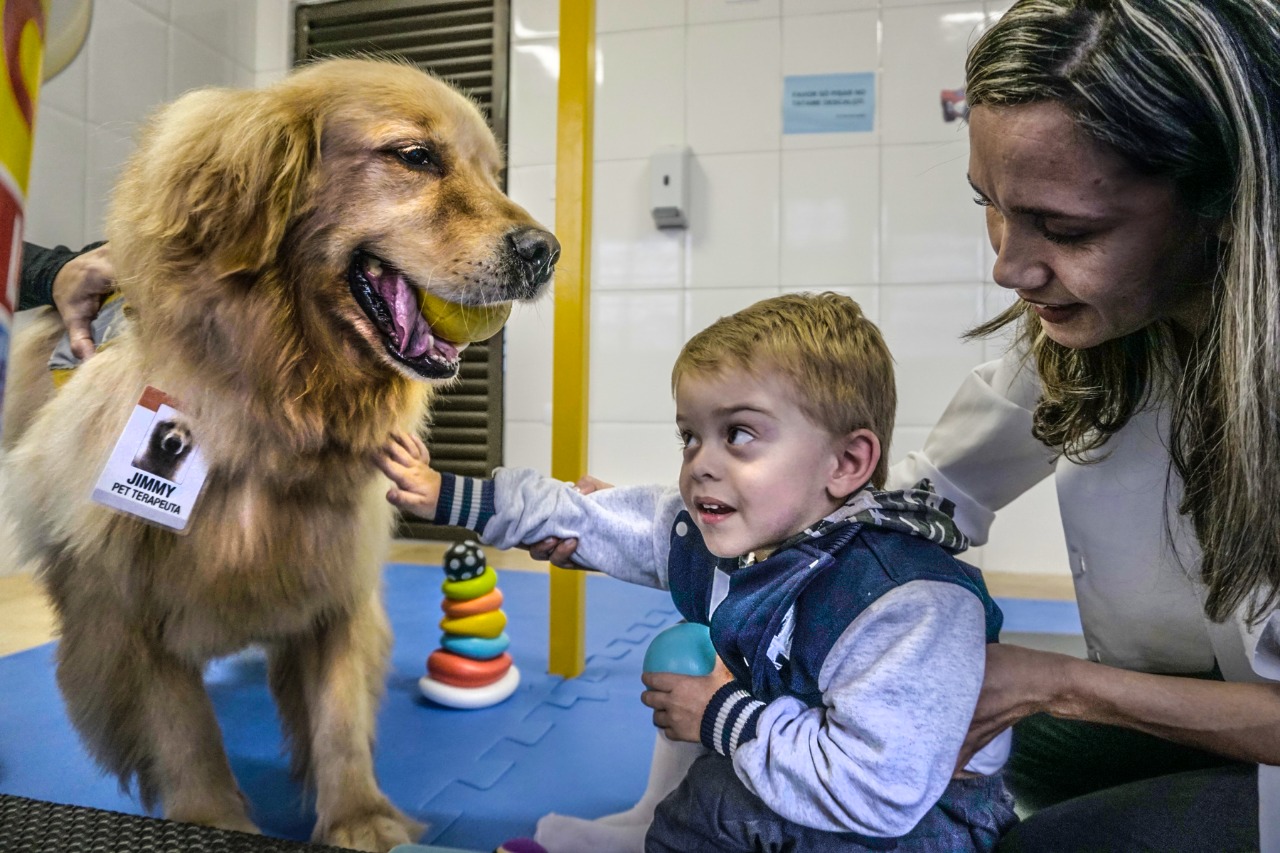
[[108, 58, 557, 383], [152, 419, 192, 461]]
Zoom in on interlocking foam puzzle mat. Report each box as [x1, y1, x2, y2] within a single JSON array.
[[0, 563, 1081, 851]]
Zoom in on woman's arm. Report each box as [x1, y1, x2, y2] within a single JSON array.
[[890, 352, 1057, 543], [962, 644, 1280, 767]]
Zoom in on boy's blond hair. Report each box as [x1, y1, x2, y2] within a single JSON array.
[[671, 292, 896, 487]]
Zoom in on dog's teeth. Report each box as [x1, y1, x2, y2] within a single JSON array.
[[365, 257, 383, 277]]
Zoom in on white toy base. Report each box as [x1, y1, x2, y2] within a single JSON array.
[[419, 665, 521, 709]]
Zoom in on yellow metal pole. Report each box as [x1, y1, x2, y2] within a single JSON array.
[[548, 0, 594, 678]]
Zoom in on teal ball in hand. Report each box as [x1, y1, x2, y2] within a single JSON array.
[[643, 622, 715, 676]]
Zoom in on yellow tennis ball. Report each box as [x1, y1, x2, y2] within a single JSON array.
[[417, 291, 512, 343]]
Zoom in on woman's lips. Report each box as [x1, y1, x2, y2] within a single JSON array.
[[1025, 300, 1084, 324]]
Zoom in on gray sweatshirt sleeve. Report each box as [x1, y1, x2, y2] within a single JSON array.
[[726, 581, 987, 837], [435, 469, 684, 590]]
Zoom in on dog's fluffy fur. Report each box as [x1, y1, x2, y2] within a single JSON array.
[[3, 58, 553, 851]]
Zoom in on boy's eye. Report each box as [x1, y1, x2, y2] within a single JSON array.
[[727, 426, 753, 446], [676, 429, 697, 450]]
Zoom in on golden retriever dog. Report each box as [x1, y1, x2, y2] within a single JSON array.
[[2, 58, 557, 850]]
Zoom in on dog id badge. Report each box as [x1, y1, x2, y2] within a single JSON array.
[[91, 386, 208, 533]]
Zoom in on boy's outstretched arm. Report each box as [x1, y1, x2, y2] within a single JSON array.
[[376, 430, 442, 520]]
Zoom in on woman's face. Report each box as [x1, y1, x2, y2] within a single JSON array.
[[968, 102, 1218, 349]]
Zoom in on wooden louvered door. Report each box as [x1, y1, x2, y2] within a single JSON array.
[[294, 0, 511, 540]]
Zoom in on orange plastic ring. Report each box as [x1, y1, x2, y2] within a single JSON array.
[[441, 588, 504, 618], [427, 650, 513, 688]]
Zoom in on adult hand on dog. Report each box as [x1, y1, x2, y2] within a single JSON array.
[[53, 243, 115, 361], [523, 474, 613, 567], [641, 657, 735, 743], [376, 430, 442, 520]]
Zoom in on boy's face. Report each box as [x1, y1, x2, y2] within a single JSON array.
[[675, 367, 849, 559]]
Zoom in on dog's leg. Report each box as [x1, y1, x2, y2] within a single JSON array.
[[52, 583, 257, 833], [277, 592, 424, 852]]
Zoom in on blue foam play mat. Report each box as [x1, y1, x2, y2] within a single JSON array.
[[0, 562, 1079, 851], [0, 566, 682, 851]]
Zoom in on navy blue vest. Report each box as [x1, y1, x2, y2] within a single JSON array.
[[667, 510, 1003, 707]]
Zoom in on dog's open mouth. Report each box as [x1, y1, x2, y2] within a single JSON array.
[[348, 251, 467, 380]]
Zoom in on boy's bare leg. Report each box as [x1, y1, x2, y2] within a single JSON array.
[[534, 734, 703, 853]]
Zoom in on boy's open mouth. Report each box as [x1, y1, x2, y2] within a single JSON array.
[[696, 499, 736, 523]]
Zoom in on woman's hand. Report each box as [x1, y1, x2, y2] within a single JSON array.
[[640, 657, 735, 743], [524, 475, 613, 567], [52, 243, 114, 361], [955, 644, 1074, 772]]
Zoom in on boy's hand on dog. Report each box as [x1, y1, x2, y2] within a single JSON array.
[[376, 430, 442, 519], [53, 243, 115, 361], [641, 657, 735, 743]]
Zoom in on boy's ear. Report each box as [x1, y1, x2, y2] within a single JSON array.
[[828, 429, 880, 500]]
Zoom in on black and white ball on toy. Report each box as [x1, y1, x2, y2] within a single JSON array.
[[444, 539, 487, 581]]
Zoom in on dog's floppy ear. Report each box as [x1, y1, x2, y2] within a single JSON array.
[[114, 86, 318, 276]]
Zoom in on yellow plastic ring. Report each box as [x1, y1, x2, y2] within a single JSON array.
[[440, 609, 507, 639]]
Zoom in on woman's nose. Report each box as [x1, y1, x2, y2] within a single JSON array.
[[990, 221, 1051, 292]]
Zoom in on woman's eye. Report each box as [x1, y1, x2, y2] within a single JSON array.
[[727, 427, 754, 446], [972, 194, 992, 208], [1038, 221, 1088, 246]]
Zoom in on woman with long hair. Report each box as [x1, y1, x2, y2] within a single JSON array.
[[901, 0, 1280, 847]]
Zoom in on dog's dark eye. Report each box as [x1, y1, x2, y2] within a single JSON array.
[[394, 145, 440, 172]]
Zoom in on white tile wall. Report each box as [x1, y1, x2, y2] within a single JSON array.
[[685, 152, 781, 288], [595, 28, 685, 161], [25, 0, 257, 248], [22, 0, 1066, 579], [507, 0, 1069, 576], [686, 19, 782, 154], [780, 147, 879, 287]]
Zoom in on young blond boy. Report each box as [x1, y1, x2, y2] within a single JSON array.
[[378, 292, 1016, 851]]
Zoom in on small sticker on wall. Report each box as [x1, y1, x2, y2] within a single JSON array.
[[941, 87, 969, 123], [783, 73, 875, 135]]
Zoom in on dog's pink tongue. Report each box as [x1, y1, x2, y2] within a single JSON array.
[[378, 271, 434, 358]]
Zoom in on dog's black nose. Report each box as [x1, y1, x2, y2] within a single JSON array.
[[507, 227, 560, 287]]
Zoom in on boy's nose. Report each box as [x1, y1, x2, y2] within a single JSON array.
[[688, 449, 718, 481]]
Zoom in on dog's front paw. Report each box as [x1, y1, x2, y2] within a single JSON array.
[[317, 803, 425, 853]]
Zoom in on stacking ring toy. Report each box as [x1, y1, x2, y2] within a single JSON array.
[[420, 541, 520, 709]]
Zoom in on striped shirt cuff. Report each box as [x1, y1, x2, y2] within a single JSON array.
[[433, 473, 495, 533], [700, 681, 766, 757]]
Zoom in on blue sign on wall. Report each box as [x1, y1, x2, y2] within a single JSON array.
[[783, 72, 876, 134]]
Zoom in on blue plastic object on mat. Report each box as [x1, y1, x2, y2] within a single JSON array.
[[642, 622, 715, 676]]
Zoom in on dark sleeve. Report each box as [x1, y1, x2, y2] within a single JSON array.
[[18, 241, 106, 311]]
